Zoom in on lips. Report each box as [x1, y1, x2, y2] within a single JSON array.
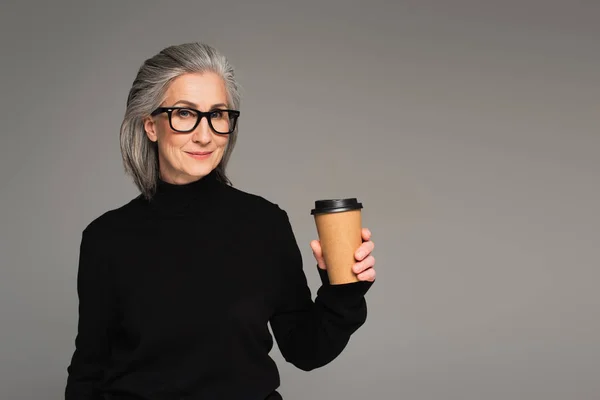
[[185, 150, 214, 161]]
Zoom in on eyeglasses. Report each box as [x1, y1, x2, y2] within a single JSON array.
[[150, 106, 240, 134]]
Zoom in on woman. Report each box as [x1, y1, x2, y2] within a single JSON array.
[[65, 42, 376, 400]]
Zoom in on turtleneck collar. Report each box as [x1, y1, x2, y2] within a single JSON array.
[[148, 168, 222, 215]]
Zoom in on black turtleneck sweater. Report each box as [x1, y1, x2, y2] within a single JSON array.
[[65, 170, 373, 400]]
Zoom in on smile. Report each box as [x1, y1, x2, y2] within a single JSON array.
[[185, 151, 213, 160]]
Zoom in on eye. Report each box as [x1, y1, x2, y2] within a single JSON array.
[[175, 108, 195, 118], [210, 110, 224, 119]]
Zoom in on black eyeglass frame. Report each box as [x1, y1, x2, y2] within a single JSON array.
[[150, 106, 240, 134]]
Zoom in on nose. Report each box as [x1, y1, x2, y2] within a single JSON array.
[[191, 115, 212, 145]]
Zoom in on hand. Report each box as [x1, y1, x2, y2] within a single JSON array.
[[310, 228, 376, 282]]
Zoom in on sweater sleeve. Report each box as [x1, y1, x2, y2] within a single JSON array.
[[65, 228, 117, 400], [269, 209, 374, 371]]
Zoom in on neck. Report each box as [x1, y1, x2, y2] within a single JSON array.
[[148, 169, 222, 215]]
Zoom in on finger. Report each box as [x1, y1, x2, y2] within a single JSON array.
[[353, 255, 375, 275], [355, 240, 375, 261], [310, 240, 327, 269], [361, 227, 371, 242], [310, 240, 322, 257], [357, 267, 376, 282]]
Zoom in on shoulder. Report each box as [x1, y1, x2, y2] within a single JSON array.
[[221, 184, 289, 222], [82, 195, 146, 238]]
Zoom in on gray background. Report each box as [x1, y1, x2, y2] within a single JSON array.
[[1, 1, 598, 399]]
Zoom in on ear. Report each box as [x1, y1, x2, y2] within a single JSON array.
[[143, 116, 159, 142]]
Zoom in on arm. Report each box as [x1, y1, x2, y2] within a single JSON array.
[[65, 228, 117, 400], [269, 209, 374, 371]]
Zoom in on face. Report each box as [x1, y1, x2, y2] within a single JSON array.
[[143, 72, 230, 184]]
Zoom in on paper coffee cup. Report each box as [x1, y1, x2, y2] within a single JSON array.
[[311, 198, 363, 284]]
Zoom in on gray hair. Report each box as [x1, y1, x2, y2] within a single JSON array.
[[119, 42, 240, 200]]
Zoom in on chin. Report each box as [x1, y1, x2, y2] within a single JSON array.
[[184, 163, 215, 178]]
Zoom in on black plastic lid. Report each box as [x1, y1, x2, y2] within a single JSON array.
[[310, 198, 363, 215]]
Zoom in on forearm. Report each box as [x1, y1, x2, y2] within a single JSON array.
[[271, 267, 372, 371]]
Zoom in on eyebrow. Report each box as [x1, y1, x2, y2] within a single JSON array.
[[171, 100, 229, 109]]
